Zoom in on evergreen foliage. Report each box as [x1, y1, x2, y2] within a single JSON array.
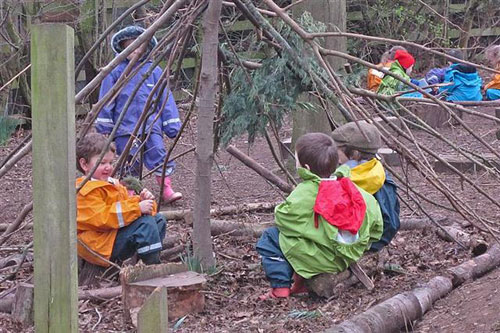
[[0, 116, 20, 146], [219, 13, 327, 145]]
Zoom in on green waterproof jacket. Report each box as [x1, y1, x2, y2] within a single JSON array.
[[275, 167, 383, 279], [377, 61, 410, 96]]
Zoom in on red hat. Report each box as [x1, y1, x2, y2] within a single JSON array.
[[394, 49, 415, 69]]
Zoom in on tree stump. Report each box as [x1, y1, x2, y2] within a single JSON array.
[[78, 258, 118, 287], [121, 263, 206, 325], [12, 283, 34, 326], [432, 153, 499, 174], [307, 256, 377, 298], [406, 103, 459, 128], [378, 148, 400, 166]]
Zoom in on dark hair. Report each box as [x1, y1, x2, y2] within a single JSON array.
[[388, 46, 407, 60], [338, 145, 377, 162], [446, 49, 464, 60], [76, 133, 116, 173], [295, 133, 338, 178], [485, 45, 500, 66]]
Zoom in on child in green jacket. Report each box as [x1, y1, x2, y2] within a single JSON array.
[[256, 133, 383, 300], [377, 49, 416, 96]]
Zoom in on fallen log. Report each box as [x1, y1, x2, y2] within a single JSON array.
[[184, 217, 447, 240], [0, 202, 278, 232], [447, 243, 500, 287], [159, 201, 278, 221], [325, 276, 454, 333], [0, 285, 122, 314], [160, 244, 184, 261], [326, 244, 500, 333], [398, 216, 446, 230], [436, 225, 488, 256], [183, 217, 272, 237], [226, 145, 295, 193], [0, 254, 30, 270]]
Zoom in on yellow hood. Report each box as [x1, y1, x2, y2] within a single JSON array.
[[350, 158, 386, 195]]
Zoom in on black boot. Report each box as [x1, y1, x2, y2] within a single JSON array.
[[139, 251, 160, 265]]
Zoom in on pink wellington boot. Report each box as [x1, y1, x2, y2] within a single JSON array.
[[156, 176, 182, 203]]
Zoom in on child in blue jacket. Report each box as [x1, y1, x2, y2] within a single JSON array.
[[425, 49, 482, 101], [96, 26, 182, 203]]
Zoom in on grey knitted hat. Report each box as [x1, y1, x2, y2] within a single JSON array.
[[111, 26, 158, 55], [331, 122, 382, 154]]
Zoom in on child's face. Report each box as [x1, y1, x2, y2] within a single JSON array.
[[122, 39, 147, 61], [405, 65, 413, 75], [295, 151, 301, 170], [79, 151, 115, 181], [337, 148, 348, 164]]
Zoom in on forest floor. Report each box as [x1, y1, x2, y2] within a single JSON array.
[[0, 105, 499, 332]]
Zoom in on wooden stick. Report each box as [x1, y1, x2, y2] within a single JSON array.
[[0, 141, 32, 179], [226, 145, 294, 193], [349, 262, 374, 290]]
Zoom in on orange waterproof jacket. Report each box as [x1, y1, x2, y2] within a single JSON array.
[[485, 65, 500, 90], [76, 177, 157, 266], [367, 61, 392, 91]]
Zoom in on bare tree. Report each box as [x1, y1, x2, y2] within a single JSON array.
[[192, 0, 222, 268]]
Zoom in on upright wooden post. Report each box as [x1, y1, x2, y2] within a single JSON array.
[[31, 24, 78, 332], [137, 287, 168, 333], [291, 0, 347, 147]]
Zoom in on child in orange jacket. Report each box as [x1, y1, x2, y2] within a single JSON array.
[[367, 46, 407, 91], [484, 45, 500, 100], [76, 133, 166, 267]]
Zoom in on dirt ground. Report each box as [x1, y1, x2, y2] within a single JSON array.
[[0, 106, 499, 332], [414, 267, 500, 333]]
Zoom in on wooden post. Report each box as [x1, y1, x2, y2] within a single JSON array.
[[291, 0, 347, 154], [137, 287, 168, 333], [31, 24, 78, 332]]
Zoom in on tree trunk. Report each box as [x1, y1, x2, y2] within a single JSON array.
[[193, 0, 222, 268], [76, 0, 99, 104], [291, 0, 347, 153], [458, 0, 480, 53]]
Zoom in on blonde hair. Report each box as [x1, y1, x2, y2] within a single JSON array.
[[380, 50, 391, 64], [388, 46, 407, 61], [485, 45, 500, 67]]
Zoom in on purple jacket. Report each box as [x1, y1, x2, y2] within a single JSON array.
[[425, 66, 448, 86], [95, 60, 181, 138]]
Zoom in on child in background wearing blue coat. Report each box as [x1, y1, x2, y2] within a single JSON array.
[[425, 49, 482, 101], [96, 26, 182, 204]]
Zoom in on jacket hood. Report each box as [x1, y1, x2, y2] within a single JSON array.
[[111, 26, 158, 56], [76, 177, 119, 196], [448, 64, 482, 87], [349, 158, 386, 195], [313, 174, 367, 234]]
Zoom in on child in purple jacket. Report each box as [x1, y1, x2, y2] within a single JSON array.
[[96, 26, 182, 203]]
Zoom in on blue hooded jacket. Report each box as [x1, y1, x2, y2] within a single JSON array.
[[96, 26, 181, 138], [438, 63, 482, 101]]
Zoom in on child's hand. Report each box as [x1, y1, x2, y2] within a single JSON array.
[[139, 200, 154, 215], [140, 188, 155, 201]]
